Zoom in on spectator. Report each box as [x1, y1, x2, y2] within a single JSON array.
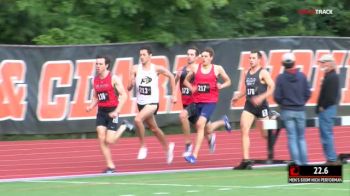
[[274, 52, 311, 165], [316, 54, 340, 165]]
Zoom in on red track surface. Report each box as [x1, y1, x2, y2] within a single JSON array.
[[0, 127, 349, 180]]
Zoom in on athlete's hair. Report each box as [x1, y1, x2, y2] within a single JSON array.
[[139, 45, 153, 55], [202, 47, 215, 57], [250, 50, 262, 59], [96, 55, 111, 69], [188, 46, 200, 56]]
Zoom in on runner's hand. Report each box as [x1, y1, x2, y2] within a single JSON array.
[[172, 95, 177, 104], [109, 111, 119, 118]]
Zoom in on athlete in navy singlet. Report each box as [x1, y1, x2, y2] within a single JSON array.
[[231, 50, 275, 170]]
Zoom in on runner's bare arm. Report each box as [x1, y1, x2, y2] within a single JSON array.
[[259, 69, 275, 100], [112, 75, 128, 116], [174, 70, 182, 86], [127, 65, 137, 91], [86, 81, 98, 112], [183, 64, 197, 93], [216, 65, 231, 89], [231, 72, 246, 105], [156, 66, 177, 103], [250, 69, 275, 106]]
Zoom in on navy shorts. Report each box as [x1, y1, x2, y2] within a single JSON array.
[[137, 103, 159, 115], [195, 103, 217, 121], [244, 100, 270, 118], [183, 103, 198, 124], [96, 107, 120, 131]]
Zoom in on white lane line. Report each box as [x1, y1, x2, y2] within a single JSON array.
[[218, 188, 232, 191], [153, 192, 169, 195], [186, 190, 200, 193], [24, 179, 350, 191], [0, 167, 233, 183], [2, 161, 348, 183], [255, 183, 309, 188]]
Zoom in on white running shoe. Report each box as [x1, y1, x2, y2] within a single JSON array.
[[209, 133, 216, 153], [167, 142, 175, 164], [137, 147, 148, 160]]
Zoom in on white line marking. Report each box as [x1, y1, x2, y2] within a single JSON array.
[[153, 192, 169, 195], [218, 188, 232, 191], [2, 164, 349, 194], [24, 179, 350, 191], [0, 167, 233, 183], [255, 183, 310, 188], [186, 190, 199, 193], [4, 160, 345, 183]]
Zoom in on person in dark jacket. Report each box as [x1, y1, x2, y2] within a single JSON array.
[[316, 54, 340, 165], [274, 52, 311, 165]]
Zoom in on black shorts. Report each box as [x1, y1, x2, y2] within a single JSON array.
[[96, 107, 120, 131], [137, 103, 159, 115], [183, 103, 198, 124], [244, 100, 270, 118]]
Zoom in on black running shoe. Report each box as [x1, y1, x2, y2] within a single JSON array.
[[103, 167, 116, 174], [233, 160, 253, 170]]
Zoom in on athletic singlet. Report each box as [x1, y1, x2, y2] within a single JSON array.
[[93, 72, 119, 107], [193, 64, 218, 103], [180, 65, 194, 105], [245, 68, 268, 100], [135, 63, 159, 104]]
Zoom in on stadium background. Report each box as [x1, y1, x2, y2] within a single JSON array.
[[1, 37, 350, 134], [0, 2, 349, 194]]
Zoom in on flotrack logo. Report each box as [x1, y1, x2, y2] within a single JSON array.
[[298, 9, 333, 15]]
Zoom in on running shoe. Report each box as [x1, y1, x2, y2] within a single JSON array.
[[222, 115, 232, 132], [209, 133, 216, 153], [184, 155, 197, 164], [167, 142, 175, 164], [103, 167, 116, 174], [137, 147, 148, 160], [233, 159, 253, 170], [182, 143, 193, 157]]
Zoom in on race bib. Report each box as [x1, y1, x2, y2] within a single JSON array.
[[139, 86, 151, 95], [197, 83, 210, 93], [97, 92, 109, 101], [261, 109, 268, 117], [181, 87, 191, 95], [247, 88, 256, 96]]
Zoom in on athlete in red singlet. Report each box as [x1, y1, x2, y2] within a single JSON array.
[[86, 55, 134, 173], [176, 47, 232, 157], [183, 47, 231, 164]]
